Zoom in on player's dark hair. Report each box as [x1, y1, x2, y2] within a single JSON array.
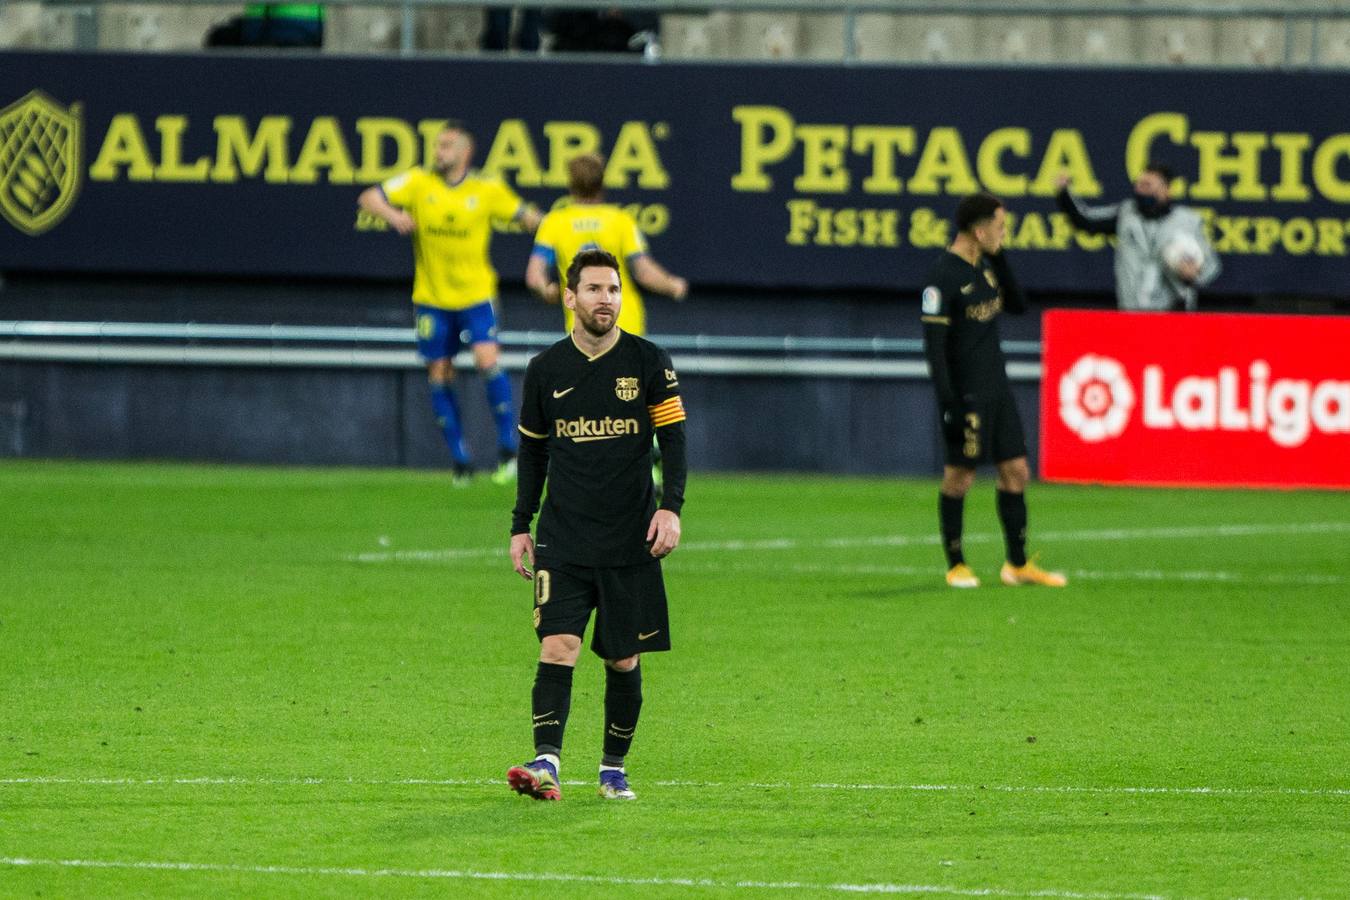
[[569, 153, 606, 200], [954, 192, 1004, 234], [566, 248, 622, 292], [1144, 161, 1174, 183]]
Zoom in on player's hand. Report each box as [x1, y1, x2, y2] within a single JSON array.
[[1174, 258, 1201, 283], [544, 282, 561, 305], [941, 403, 965, 443], [1055, 172, 1071, 190], [646, 509, 681, 558], [388, 210, 415, 235], [510, 533, 535, 580], [670, 277, 689, 301]]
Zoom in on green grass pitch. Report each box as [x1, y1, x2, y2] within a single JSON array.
[[2, 460, 1348, 898]]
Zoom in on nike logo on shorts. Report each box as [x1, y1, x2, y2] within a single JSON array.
[[638, 630, 660, 641]]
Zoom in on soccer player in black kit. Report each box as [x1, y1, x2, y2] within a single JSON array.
[[921, 192, 1066, 590], [507, 248, 687, 801]]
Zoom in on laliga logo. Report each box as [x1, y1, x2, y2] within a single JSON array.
[[1059, 354, 1350, 448], [1058, 354, 1134, 443]]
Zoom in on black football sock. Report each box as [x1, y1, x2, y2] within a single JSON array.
[[601, 663, 643, 767], [997, 489, 1029, 567], [531, 662, 573, 758], [939, 492, 966, 568]]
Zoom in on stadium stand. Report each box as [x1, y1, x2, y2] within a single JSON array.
[[3, 0, 1350, 66]]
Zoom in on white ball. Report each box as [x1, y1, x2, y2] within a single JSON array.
[[1162, 233, 1203, 272]]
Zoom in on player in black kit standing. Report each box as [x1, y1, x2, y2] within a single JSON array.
[[921, 192, 1066, 590], [507, 248, 687, 802]]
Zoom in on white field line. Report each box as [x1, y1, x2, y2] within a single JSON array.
[[0, 856, 1167, 899], [737, 562, 1348, 587], [3, 775, 1347, 798], [344, 522, 1350, 566]]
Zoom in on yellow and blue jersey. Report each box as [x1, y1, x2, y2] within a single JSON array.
[[381, 168, 524, 311], [533, 202, 649, 335]]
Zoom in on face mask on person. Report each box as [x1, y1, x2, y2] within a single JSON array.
[[1134, 191, 1168, 219]]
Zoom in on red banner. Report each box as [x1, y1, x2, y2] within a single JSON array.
[[1040, 310, 1350, 489]]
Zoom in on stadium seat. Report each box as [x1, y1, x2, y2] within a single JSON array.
[[325, 6, 402, 52], [96, 4, 232, 50], [0, 1, 76, 49], [1059, 16, 1136, 65], [1140, 16, 1217, 65], [657, 13, 715, 58], [1314, 18, 1350, 66], [1217, 17, 1287, 67], [799, 13, 844, 61], [852, 13, 905, 62], [978, 16, 1055, 63], [895, 16, 977, 64]]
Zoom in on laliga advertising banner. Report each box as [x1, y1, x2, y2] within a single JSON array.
[[1040, 310, 1350, 489]]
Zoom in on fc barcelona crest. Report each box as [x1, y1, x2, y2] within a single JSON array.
[[615, 377, 640, 401], [0, 91, 82, 236]]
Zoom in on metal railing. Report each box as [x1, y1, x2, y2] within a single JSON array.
[[0, 320, 1045, 380]]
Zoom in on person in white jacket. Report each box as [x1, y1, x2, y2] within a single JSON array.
[[1057, 163, 1221, 311]]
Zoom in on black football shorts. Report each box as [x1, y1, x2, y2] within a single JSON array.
[[531, 559, 671, 660], [943, 385, 1028, 468]]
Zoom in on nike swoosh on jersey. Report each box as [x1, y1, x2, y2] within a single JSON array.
[[961, 283, 976, 294], [638, 630, 661, 641], [552, 387, 575, 398]]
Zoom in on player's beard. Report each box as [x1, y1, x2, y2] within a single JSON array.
[[576, 305, 618, 338]]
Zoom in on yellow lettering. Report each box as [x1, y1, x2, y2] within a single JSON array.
[[153, 116, 210, 182], [543, 121, 601, 186], [482, 119, 543, 187], [1032, 129, 1100, 197], [1251, 217, 1281, 254], [786, 198, 816, 245], [1282, 217, 1316, 255], [976, 127, 1030, 197], [1047, 212, 1076, 249], [794, 125, 849, 192], [907, 128, 978, 196], [211, 116, 290, 183], [354, 117, 416, 183], [833, 207, 859, 244], [89, 114, 156, 181], [1270, 133, 1312, 202], [606, 122, 668, 189], [1190, 131, 1268, 201], [290, 117, 355, 184], [732, 105, 795, 191], [1126, 112, 1189, 197], [1312, 134, 1350, 202], [852, 126, 914, 194], [861, 208, 899, 246], [1010, 211, 1052, 249], [1316, 218, 1346, 256]]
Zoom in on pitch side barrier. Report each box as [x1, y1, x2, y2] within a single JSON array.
[[0, 321, 1044, 381]]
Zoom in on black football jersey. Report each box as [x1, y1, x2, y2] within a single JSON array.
[[516, 331, 685, 567]]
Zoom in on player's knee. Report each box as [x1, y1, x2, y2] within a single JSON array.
[[998, 460, 1030, 491], [480, 362, 503, 380], [427, 361, 455, 385], [941, 469, 975, 497], [606, 655, 639, 672], [539, 634, 581, 665]]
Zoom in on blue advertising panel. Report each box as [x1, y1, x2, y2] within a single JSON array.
[[2, 51, 1348, 295]]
